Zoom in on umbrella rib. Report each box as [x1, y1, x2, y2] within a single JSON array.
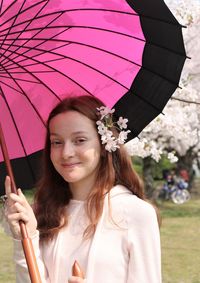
[[0, 0, 53, 65], [0, 6, 185, 67], [0, 47, 94, 102], [0, 84, 41, 185], [1, 8, 187, 87], [0, 16, 72, 101], [59, 8, 183, 27], [130, 89, 165, 114], [0, 7, 184, 30], [5, 35, 185, 88], [0, 73, 42, 84], [0, 0, 17, 18], [0, 2, 185, 97], [1, 38, 140, 96], [1, 45, 130, 91], [1, 38, 186, 87], [0, 14, 67, 67], [0, 80, 26, 95], [0, 61, 47, 127], [0, 24, 186, 58], [0, 73, 163, 129], [0, 0, 26, 51], [0, 3, 186, 67], [0, 0, 47, 27], [0, 0, 2, 14], [0, 4, 187, 72], [0, 85, 30, 158], [1, 40, 181, 116], [1, 38, 183, 89], [0, 70, 55, 74], [1, 41, 70, 70], [0, 23, 140, 40]]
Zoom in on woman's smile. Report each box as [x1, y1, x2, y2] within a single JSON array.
[[61, 162, 82, 169], [61, 162, 81, 167]]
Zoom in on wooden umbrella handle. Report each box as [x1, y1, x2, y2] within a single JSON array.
[[22, 237, 42, 283], [0, 122, 42, 283], [72, 260, 85, 279]]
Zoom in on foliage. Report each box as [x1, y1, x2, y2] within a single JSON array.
[[131, 156, 143, 176], [153, 155, 176, 180], [132, 155, 176, 180]]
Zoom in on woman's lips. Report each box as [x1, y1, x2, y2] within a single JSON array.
[[61, 162, 81, 168]]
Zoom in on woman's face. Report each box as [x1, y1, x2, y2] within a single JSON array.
[[49, 111, 101, 195]]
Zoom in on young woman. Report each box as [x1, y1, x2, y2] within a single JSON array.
[[2, 95, 162, 283]]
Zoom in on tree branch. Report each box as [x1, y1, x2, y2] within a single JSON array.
[[171, 97, 200, 105]]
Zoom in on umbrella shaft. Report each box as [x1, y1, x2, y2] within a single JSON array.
[[0, 122, 17, 194], [22, 237, 42, 283]]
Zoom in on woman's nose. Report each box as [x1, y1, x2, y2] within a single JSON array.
[[61, 142, 75, 159]]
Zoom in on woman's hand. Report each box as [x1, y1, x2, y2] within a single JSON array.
[[68, 276, 85, 283], [4, 176, 37, 240]]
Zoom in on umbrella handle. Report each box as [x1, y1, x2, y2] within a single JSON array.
[[0, 123, 42, 283], [72, 260, 85, 279], [22, 236, 42, 283]]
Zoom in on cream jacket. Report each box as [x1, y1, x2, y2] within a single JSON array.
[[9, 185, 162, 283]]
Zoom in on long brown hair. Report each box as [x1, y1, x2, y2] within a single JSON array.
[[34, 95, 145, 241]]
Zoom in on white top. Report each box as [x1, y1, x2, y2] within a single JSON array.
[[43, 199, 92, 280], [2, 185, 162, 283]]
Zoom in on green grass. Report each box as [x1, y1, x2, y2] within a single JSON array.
[[0, 227, 15, 283], [0, 192, 200, 283], [160, 198, 200, 283], [158, 197, 200, 218]]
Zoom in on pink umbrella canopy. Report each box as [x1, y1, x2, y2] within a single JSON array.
[[0, 0, 186, 191]]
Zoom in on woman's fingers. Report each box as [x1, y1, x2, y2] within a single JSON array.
[[5, 192, 34, 224], [4, 176, 21, 208], [6, 211, 29, 223], [18, 188, 27, 201], [4, 198, 27, 218], [5, 193, 25, 215], [14, 201, 27, 214], [9, 192, 26, 205], [5, 176, 27, 203]]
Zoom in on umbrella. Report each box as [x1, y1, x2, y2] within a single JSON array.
[[0, 0, 186, 190]]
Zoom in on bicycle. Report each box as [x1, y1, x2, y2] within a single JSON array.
[[155, 179, 191, 204]]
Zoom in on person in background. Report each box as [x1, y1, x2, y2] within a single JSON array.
[[179, 169, 189, 182], [2, 95, 162, 283]]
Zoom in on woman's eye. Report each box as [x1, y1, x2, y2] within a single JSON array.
[[50, 140, 62, 147], [74, 138, 87, 145]]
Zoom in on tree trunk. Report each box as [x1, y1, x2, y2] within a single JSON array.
[[142, 156, 155, 198], [176, 148, 196, 189]]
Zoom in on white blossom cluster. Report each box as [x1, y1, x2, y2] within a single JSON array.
[[96, 106, 130, 152], [126, 81, 200, 162], [165, 0, 200, 26]]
